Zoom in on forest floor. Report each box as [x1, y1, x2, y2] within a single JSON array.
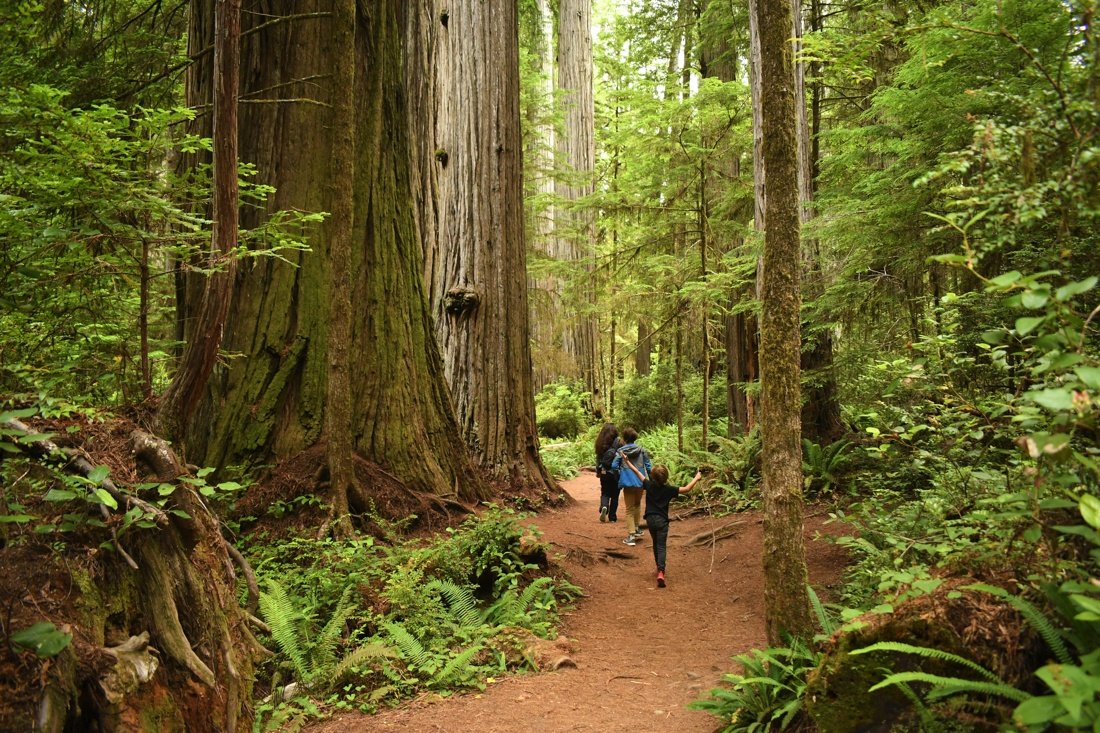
[[307, 471, 850, 733]]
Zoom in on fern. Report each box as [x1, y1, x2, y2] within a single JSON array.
[[516, 577, 554, 614], [314, 586, 355, 669], [808, 586, 837, 635], [850, 641, 1002, 682], [485, 577, 555, 628], [868, 671, 1030, 703], [259, 579, 311, 682], [964, 583, 1073, 665], [426, 579, 482, 629], [384, 622, 431, 668], [433, 643, 483, 687], [327, 641, 395, 684]]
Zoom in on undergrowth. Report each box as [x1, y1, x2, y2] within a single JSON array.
[[246, 506, 581, 730]]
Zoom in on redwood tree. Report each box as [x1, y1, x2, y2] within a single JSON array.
[[752, 0, 813, 642], [180, 0, 485, 505], [408, 0, 556, 491]]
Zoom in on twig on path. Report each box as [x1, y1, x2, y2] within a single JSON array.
[[565, 531, 599, 541], [682, 520, 743, 548], [605, 675, 649, 688]]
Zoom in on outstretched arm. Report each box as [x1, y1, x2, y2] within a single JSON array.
[[618, 451, 644, 480], [678, 471, 703, 495]]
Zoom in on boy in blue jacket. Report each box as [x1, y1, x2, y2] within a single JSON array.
[[611, 427, 651, 545]]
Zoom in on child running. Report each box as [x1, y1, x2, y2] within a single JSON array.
[[618, 456, 702, 587]]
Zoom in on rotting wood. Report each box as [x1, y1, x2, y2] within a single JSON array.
[[2, 418, 169, 527]]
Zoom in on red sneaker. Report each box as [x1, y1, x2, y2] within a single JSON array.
[[656, 571, 666, 588]]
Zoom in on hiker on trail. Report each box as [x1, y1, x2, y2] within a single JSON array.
[[611, 427, 651, 546], [594, 423, 623, 523], [619, 459, 702, 587]]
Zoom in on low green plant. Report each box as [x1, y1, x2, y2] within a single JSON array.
[[258, 580, 393, 692], [802, 438, 853, 496], [690, 638, 821, 732]]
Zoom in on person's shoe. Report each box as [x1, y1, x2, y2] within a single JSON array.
[[622, 536, 637, 546], [657, 570, 666, 588], [599, 506, 609, 523], [631, 531, 644, 541]]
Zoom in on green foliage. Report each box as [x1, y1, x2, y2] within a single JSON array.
[[801, 438, 853, 496], [247, 507, 579, 719], [534, 381, 591, 439], [8, 621, 72, 658], [690, 639, 821, 732], [615, 364, 726, 434], [0, 86, 318, 403]]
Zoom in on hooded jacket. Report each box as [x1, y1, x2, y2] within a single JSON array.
[[611, 443, 651, 488]]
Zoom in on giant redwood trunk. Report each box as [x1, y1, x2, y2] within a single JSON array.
[[180, 0, 484, 504], [554, 0, 598, 395], [753, 0, 813, 642], [407, 0, 556, 492]]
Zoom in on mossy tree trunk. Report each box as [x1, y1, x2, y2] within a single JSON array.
[[407, 0, 556, 492], [752, 0, 813, 643], [180, 0, 484, 503]]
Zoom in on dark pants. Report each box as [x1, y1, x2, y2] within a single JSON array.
[[646, 515, 669, 571], [599, 473, 620, 521]]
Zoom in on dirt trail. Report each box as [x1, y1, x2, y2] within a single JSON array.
[[309, 472, 848, 733]]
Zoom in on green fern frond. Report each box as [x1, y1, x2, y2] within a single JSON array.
[[259, 579, 311, 681], [384, 622, 431, 668], [869, 671, 1030, 703], [807, 586, 837, 635], [434, 643, 483, 686], [483, 589, 520, 626], [850, 641, 1000, 682], [314, 586, 356, 668], [516, 577, 554, 613], [964, 583, 1072, 665], [426, 579, 482, 629], [327, 641, 396, 685]]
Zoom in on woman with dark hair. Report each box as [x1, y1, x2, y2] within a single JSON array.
[[594, 423, 623, 523]]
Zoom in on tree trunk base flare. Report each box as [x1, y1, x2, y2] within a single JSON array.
[[0, 420, 257, 732], [804, 578, 1044, 732]]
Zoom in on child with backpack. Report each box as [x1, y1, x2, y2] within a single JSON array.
[[611, 427, 651, 545]]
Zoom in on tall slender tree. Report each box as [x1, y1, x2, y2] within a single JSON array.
[[555, 0, 598, 397], [408, 0, 556, 491], [752, 0, 813, 642], [159, 0, 239, 439]]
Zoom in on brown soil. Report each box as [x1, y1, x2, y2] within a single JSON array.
[[308, 471, 849, 733]]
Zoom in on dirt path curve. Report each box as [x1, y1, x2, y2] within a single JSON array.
[[309, 472, 847, 733]]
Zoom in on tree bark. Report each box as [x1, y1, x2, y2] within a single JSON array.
[[160, 0, 239, 439], [181, 0, 484, 504], [555, 0, 598, 395], [324, 0, 357, 534], [753, 0, 813, 643], [798, 0, 844, 444], [408, 0, 556, 492]]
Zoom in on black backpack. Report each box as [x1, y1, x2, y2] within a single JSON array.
[[596, 444, 619, 477]]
